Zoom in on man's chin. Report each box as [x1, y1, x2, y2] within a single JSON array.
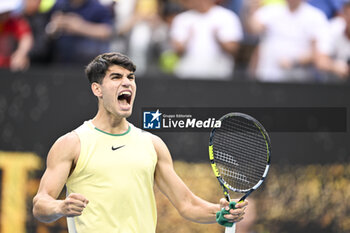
[[118, 109, 132, 118]]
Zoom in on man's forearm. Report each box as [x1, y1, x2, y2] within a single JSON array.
[[70, 22, 113, 40], [16, 33, 33, 56], [33, 195, 64, 223], [178, 195, 220, 224]]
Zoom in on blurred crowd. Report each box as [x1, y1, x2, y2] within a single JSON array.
[[1, 0, 350, 82]]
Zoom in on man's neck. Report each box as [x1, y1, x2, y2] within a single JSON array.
[[92, 113, 129, 135]]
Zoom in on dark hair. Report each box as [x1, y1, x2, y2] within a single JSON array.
[[85, 52, 136, 84]]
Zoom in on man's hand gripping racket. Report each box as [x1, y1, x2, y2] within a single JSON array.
[[209, 113, 271, 233]]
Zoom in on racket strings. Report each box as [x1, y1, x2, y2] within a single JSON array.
[[220, 132, 268, 157], [220, 166, 250, 184], [213, 116, 269, 191], [216, 135, 266, 181]]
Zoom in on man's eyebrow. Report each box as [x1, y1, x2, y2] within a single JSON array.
[[109, 72, 135, 77], [109, 72, 122, 77]]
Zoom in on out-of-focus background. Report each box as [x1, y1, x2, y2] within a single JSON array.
[[1, 0, 350, 232]]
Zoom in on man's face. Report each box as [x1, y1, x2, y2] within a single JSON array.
[[95, 65, 136, 119]]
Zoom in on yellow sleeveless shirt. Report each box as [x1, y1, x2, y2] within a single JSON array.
[[66, 121, 158, 233]]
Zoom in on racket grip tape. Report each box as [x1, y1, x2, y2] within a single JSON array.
[[216, 201, 237, 227]]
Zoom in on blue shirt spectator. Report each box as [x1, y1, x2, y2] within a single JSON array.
[[47, 0, 114, 64]]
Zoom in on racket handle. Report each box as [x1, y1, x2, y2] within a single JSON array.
[[225, 224, 236, 233]]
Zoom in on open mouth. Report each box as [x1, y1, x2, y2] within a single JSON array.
[[117, 91, 132, 106]]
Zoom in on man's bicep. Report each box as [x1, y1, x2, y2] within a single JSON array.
[[152, 135, 173, 190], [37, 132, 79, 199], [152, 135, 193, 209], [36, 165, 70, 200]]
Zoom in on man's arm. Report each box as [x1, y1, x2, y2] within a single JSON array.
[[152, 134, 247, 224], [33, 132, 89, 223], [217, 41, 241, 57], [10, 33, 33, 71], [48, 12, 113, 40]]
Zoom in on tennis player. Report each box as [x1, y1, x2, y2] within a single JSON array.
[[32, 52, 248, 232]]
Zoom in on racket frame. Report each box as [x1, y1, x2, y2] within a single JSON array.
[[209, 112, 271, 202]]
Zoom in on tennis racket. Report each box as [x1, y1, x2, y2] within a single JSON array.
[[209, 112, 271, 233]]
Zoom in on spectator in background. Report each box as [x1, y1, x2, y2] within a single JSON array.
[[22, 0, 52, 64], [112, 0, 161, 75], [307, 0, 343, 20], [0, 1, 33, 71], [46, 0, 113, 64], [170, 0, 243, 80], [327, 0, 350, 80], [246, 0, 332, 82], [109, 0, 135, 55], [157, 1, 184, 75]]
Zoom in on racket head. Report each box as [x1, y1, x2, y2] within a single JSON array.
[[209, 112, 271, 195]]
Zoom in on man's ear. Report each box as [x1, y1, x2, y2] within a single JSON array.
[[91, 82, 102, 98]]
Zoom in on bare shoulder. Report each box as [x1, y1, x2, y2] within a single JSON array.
[[54, 131, 80, 152], [47, 131, 80, 164], [149, 133, 172, 162], [149, 133, 161, 144], [149, 133, 165, 151]]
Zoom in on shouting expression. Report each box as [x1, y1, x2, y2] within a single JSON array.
[[93, 65, 136, 119]]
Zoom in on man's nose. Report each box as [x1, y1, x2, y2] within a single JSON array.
[[121, 76, 131, 86]]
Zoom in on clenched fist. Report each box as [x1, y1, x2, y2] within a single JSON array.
[[59, 193, 89, 217]]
